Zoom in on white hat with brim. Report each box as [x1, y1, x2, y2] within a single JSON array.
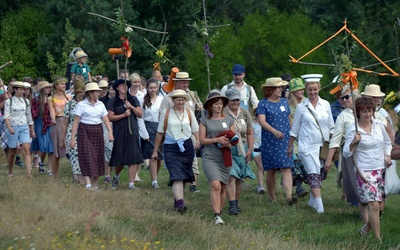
[[361, 84, 385, 97], [23, 82, 31, 88], [11, 81, 24, 88], [301, 74, 323, 83], [260, 77, 288, 92], [169, 89, 190, 101], [98, 80, 108, 88], [173, 72, 192, 81], [75, 50, 88, 59], [85, 82, 101, 92]]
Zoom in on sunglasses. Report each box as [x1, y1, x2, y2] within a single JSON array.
[[341, 94, 352, 101]]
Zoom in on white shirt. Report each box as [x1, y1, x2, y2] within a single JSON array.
[[74, 98, 108, 125], [329, 108, 355, 148], [290, 97, 335, 152], [221, 81, 259, 109], [143, 96, 163, 122], [343, 119, 392, 171], [157, 108, 199, 140], [129, 89, 149, 139], [4, 96, 33, 126]]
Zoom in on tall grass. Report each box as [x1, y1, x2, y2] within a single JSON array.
[[0, 151, 399, 249]]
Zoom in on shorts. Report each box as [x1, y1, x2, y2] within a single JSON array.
[[6, 125, 30, 148]]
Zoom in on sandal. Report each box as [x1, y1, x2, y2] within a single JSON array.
[[359, 224, 369, 236]]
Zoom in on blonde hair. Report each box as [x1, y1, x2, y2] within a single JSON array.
[[129, 73, 140, 82], [288, 92, 305, 107]]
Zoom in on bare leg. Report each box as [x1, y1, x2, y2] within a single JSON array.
[[210, 180, 223, 213], [254, 155, 264, 187], [266, 170, 277, 201], [21, 143, 32, 177], [7, 148, 16, 175], [52, 156, 60, 178], [226, 175, 236, 202], [281, 168, 293, 199], [171, 180, 184, 200], [367, 201, 381, 240]]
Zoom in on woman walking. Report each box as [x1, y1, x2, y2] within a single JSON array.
[[152, 89, 199, 213], [343, 97, 391, 241], [258, 77, 297, 205], [224, 88, 255, 214], [142, 78, 164, 188], [199, 90, 234, 224], [48, 76, 71, 178], [4, 81, 35, 177], [288, 74, 334, 213], [70, 82, 113, 190], [107, 79, 143, 190]]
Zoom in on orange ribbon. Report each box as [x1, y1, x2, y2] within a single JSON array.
[[329, 70, 359, 94], [153, 62, 161, 72]]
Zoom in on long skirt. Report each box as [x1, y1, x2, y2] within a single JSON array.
[[163, 138, 194, 186], [77, 123, 105, 178], [51, 117, 66, 158]]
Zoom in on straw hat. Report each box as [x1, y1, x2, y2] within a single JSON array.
[[173, 72, 192, 81], [301, 74, 323, 83], [289, 78, 305, 92], [112, 79, 132, 90], [74, 79, 86, 93], [203, 90, 229, 109], [169, 89, 189, 101], [260, 77, 288, 92], [11, 81, 24, 88], [36, 81, 53, 92], [361, 84, 385, 97], [75, 50, 88, 59], [98, 80, 108, 88], [85, 82, 101, 92]]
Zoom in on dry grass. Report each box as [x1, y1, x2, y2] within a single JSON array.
[[1, 152, 400, 249]]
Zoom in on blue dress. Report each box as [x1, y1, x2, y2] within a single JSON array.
[[258, 98, 293, 170]]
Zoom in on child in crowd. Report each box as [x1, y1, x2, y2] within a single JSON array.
[[70, 50, 92, 82]]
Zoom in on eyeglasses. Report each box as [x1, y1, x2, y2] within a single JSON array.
[[341, 94, 352, 101]]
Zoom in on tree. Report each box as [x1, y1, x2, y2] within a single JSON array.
[[0, 6, 50, 81]]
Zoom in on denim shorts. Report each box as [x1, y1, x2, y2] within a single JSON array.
[[252, 151, 261, 158], [6, 124, 30, 148]]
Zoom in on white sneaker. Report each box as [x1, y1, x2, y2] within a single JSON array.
[[314, 197, 324, 213], [316, 206, 324, 214], [214, 215, 224, 225], [135, 174, 141, 182], [308, 199, 316, 209], [257, 186, 266, 194]]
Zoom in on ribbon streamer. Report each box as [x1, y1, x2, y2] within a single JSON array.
[[203, 43, 214, 58]]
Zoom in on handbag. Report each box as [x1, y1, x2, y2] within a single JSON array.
[[305, 105, 339, 161]]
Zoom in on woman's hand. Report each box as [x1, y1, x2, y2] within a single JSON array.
[[194, 141, 200, 149], [287, 146, 293, 158], [385, 155, 392, 167], [272, 129, 284, 139], [125, 101, 134, 110], [245, 150, 252, 163], [324, 159, 332, 172], [70, 138, 75, 149], [151, 151, 158, 162], [52, 119, 57, 126], [108, 132, 114, 142], [125, 109, 131, 117], [216, 136, 229, 145], [352, 132, 361, 145], [8, 127, 15, 134]]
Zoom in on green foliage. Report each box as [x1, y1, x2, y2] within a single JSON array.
[[0, 6, 49, 81]]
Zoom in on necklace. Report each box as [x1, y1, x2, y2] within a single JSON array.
[[174, 109, 185, 133]]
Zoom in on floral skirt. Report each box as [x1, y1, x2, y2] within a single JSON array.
[[355, 168, 386, 203]]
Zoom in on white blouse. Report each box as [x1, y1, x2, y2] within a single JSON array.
[[343, 119, 392, 171], [143, 96, 163, 122], [290, 97, 335, 154], [4, 96, 33, 126], [329, 108, 355, 148], [74, 98, 108, 125], [157, 108, 199, 141]]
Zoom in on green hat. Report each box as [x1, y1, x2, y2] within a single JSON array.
[[289, 78, 305, 92]]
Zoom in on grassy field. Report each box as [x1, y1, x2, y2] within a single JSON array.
[[1, 152, 400, 250]]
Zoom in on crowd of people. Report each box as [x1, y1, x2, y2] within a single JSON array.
[[1, 57, 399, 239]]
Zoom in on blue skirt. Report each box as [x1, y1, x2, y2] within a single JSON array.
[[31, 116, 53, 153], [163, 138, 195, 186]]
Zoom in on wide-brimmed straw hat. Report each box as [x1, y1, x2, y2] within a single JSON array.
[[169, 89, 190, 101], [75, 50, 88, 59], [112, 79, 132, 90], [173, 72, 192, 81], [98, 80, 108, 88], [74, 79, 86, 93], [85, 82, 101, 92], [11, 81, 24, 88], [23, 82, 31, 88], [260, 77, 288, 92], [35, 81, 53, 92], [361, 84, 385, 97], [203, 90, 229, 109]]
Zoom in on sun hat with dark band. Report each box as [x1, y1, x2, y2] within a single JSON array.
[[361, 84, 385, 97], [203, 90, 229, 109], [85, 82, 101, 92], [169, 89, 190, 101], [260, 77, 288, 92], [173, 72, 192, 81]]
